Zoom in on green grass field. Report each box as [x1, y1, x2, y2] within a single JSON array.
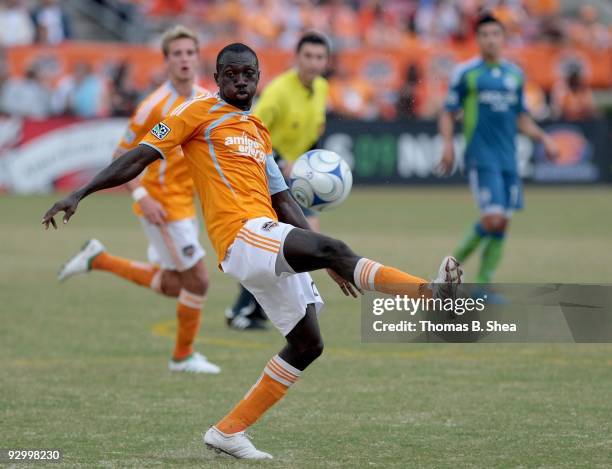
[[2, 187, 612, 468]]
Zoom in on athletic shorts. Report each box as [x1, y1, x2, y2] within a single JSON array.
[[468, 167, 524, 217], [139, 217, 205, 272], [221, 217, 325, 336]]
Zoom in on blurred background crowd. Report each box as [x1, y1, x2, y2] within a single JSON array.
[[0, 0, 610, 121]]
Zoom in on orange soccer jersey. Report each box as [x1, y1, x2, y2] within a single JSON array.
[[117, 81, 211, 221], [140, 96, 280, 263]]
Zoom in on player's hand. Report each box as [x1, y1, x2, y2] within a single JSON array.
[[326, 269, 361, 298], [542, 134, 559, 162], [436, 142, 455, 176], [42, 193, 80, 230], [139, 196, 167, 225], [437, 142, 455, 175]]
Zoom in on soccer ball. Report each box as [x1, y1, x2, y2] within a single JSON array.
[[289, 149, 352, 212]]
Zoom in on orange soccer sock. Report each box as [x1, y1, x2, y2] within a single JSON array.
[[91, 252, 160, 289], [353, 258, 430, 298], [216, 355, 301, 434], [173, 289, 203, 360]]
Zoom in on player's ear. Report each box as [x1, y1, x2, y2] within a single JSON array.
[[214, 71, 219, 85]]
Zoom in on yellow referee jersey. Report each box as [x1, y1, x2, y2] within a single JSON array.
[[254, 69, 328, 162]]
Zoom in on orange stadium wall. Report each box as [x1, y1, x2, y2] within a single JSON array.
[[6, 42, 612, 91]]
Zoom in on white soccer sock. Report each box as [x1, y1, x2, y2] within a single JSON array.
[[353, 257, 382, 290]]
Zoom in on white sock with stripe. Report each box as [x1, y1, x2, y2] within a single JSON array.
[[353, 257, 383, 291], [243, 355, 302, 400], [264, 354, 302, 386]]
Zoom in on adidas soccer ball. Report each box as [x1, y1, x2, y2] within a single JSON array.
[[289, 150, 352, 212]]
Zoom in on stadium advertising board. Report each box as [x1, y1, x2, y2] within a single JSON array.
[[0, 117, 608, 193], [0, 117, 125, 193], [323, 118, 609, 185]]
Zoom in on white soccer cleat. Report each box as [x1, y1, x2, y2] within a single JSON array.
[[430, 255, 463, 299], [203, 426, 273, 460], [169, 352, 220, 374], [57, 239, 106, 282]]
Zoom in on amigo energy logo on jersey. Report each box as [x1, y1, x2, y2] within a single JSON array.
[[150, 122, 171, 140], [225, 132, 266, 163]]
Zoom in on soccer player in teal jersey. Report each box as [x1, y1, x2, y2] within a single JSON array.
[[438, 13, 558, 284]]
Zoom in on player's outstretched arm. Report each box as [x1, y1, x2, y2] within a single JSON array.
[[41, 145, 161, 229]]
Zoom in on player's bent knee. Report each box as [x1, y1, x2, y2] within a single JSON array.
[[299, 338, 324, 363], [159, 270, 182, 297], [180, 263, 209, 296], [309, 339, 324, 361]]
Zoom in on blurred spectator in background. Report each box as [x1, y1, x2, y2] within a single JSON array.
[[147, 0, 188, 17], [0, 57, 9, 115], [362, 0, 408, 49], [107, 61, 138, 116], [0, 0, 609, 122], [277, 0, 315, 50], [396, 63, 422, 119], [53, 62, 107, 118], [524, 0, 560, 18], [241, 0, 284, 47], [523, 79, 549, 121], [325, 0, 360, 49], [0, 0, 35, 46], [92, 0, 138, 23], [492, 0, 528, 46], [32, 0, 71, 45], [551, 64, 597, 121], [0, 62, 52, 118], [328, 59, 377, 120], [567, 5, 610, 50]]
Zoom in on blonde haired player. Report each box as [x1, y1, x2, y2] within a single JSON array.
[[43, 43, 462, 459], [57, 25, 219, 374]]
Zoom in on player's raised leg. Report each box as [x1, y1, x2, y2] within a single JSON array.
[[282, 229, 463, 298], [205, 305, 321, 459], [58, 239, 181, 296]]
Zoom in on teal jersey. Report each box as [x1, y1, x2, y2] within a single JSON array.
[[445, 57, 527, 172]]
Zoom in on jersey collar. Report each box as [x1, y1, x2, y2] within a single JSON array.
[[213, 93, 252, 115]]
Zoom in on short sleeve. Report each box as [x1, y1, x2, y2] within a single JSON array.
[[266, 153, 289, 195], [139, 101, 204, 159], [444, 66, 467, 112]]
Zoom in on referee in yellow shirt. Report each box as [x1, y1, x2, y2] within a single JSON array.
[[226, 31, 330, 330]]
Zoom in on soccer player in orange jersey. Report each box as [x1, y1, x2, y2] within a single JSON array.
[[42, 43, 462, 459], [56, 26, 219, 374]]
